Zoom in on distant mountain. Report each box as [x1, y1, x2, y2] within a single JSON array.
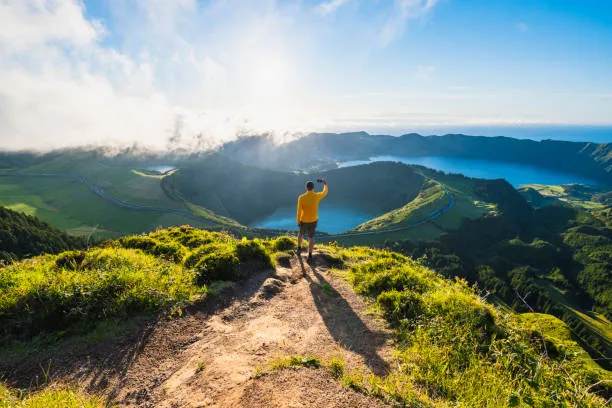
[[0, 206, 84, 263], [219, 132, 612, 185]]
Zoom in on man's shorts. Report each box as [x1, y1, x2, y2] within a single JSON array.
[[299, 221, 317, 237]]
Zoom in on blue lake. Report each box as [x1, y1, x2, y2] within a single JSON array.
[[251, 204, 373, 234], [339, 156, 599, 187]]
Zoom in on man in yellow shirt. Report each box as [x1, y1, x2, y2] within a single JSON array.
[[296, 179, 328, 262]]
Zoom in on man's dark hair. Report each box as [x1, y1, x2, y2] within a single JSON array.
[[306, 181, 314, 190]]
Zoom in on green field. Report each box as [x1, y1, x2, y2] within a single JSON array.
[[0, 176, 205, 238], [20, 153, 186, 209]]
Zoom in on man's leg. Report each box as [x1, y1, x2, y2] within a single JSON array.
[[308, 235, 315, 256], [297, 232, 303, 254]]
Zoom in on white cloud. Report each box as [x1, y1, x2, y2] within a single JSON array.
[[0, 0, 105, 50], [316, 0, 351, 16], [380, 0, 439, 45]]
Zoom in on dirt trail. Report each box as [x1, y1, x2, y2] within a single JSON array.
[[1, 251, 395, 407], [104, 251, 394, 407]]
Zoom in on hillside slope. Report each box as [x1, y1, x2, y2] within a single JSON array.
[[0, 206, 83, 263], [1, 227, 608, 407]]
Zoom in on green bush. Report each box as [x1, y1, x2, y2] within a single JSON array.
[[376, 289, 424, 326], [183, 242, 234, 268], [55, 250, 87, 270], [271, 236, 296, 251], [236, 238, 273, 267], [120, 235, 157, 251], [194, 251, 240, 285], [151, 242, 186, 263]]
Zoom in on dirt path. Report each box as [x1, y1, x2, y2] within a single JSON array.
[[106, 251, 394, 407]]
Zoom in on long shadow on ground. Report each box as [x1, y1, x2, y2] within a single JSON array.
[[297, 255, 391, 377]]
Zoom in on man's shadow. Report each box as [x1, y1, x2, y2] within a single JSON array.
[[297, 255, 390, 377]]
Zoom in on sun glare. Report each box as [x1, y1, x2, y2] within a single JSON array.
[[251, 57, 289, 101]]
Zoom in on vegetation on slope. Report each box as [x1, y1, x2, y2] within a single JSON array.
[[351, 180, 448, 232], [519, 184, 611, 210], [0, 206, 83, 264], [0, 226, 276, 343], [302, 245, 610, 406], [0, 224, 609, 406], [387, 203, 612, 365]]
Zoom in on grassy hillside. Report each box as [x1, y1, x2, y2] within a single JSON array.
[[0, 226, 278, 342], [337, 247, 609, 405], [388, 203, 612, 365], [519, 184, 611, 210], [0, 206, 84, 263], [0, 226, 609, 406], [351, 180, 449, 232]]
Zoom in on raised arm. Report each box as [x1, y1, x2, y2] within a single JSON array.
[[318, 181, 328, 199]]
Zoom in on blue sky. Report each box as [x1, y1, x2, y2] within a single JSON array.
[[0, 0, 611, 149]]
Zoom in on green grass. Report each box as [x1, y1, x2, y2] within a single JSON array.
[[0, 227, 274, 343], [520, 184, 608, 210], [352, 180, 448, 231], [0, 382, 103, 407], [0, 176, 208, 238], [316, 244, 610, 407], [536, 279, 612, 354]]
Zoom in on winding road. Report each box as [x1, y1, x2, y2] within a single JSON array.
[[0, 172, 200, 220]]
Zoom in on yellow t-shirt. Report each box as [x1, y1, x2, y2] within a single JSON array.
[[296, 184, 328, 224]]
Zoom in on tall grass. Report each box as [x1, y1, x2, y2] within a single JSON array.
[[0, 383, 103, 408], [331, 246, 610, 407], [1, 226, 275, 342]]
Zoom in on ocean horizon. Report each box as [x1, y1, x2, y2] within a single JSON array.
[[357, 125, 612, 144]]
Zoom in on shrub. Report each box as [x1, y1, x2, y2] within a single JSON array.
[[151, 242, 185, 263], [0, 248, 200, 338], [271, 236, 296, 251], [120, 236, 157, 251], [55, 250, 87, 270], [183, 242, 235, 268], [236, 238, 273, 267], [376, 290, 424, 327], [194, 251, 240, 285]]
